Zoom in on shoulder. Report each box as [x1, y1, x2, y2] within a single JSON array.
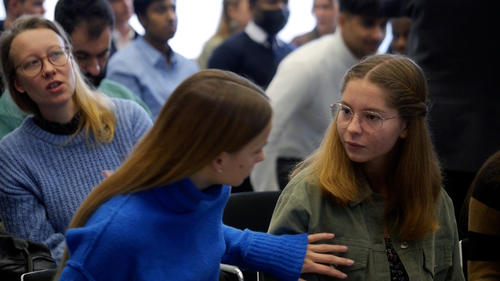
[[98, 79, 135, 98], [214, 32, 249, 52], [436, 188, 459, 224], [277, 35, 334, 69], [0, 119, 34, 148], [280, 168, 322, 204], [108, 40, 143, 68], [171, 51, 199, 71], [110, 98, 147, 118]]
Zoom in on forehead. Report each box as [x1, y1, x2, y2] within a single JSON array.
[[11, 28, 64, 60], [71, 24, 111, 51], [314, 0, 333, 6], [342, 79, 392, 110]]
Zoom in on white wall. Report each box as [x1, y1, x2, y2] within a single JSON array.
[[1, 0, 389, 59]]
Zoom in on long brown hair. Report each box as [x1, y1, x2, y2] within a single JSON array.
[[56, 69, 271, 273], [0, 15, 116, 144], [293, 54, 441, 240]]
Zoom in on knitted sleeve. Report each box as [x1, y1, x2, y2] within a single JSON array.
[[112, 98, 152, 144], [221, 225, 307, 281], [0, 143, 66, 262]]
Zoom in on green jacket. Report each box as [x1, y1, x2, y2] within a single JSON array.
[[0, 79, 151, 140], [268, 170, 465, 281]]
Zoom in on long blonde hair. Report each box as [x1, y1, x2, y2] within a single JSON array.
[[0, 15, 116, 143], [56, 69, 271, 273], [294, 54, 442, 240]]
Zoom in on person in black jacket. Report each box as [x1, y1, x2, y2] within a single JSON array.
[[383, 1, 499, 237]]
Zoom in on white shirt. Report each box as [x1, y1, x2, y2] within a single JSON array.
[[250, 30, 359, 191]]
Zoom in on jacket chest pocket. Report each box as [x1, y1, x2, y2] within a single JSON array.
[[423, 244, 453, 280]]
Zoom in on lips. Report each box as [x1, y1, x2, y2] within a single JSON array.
[[47, 81, 61, 89], [46, 81, 64, 93], [345, 141, 365, 149]]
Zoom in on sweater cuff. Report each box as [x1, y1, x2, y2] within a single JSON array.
[[244, 232, 308, 281]]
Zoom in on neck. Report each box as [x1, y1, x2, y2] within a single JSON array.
[[3, 15, 17, 30], [144, 34, 169, 60], [189, 166, 217, 191], [115, 22, 131, 37], [39, 99, 79, 124], [363, 161, 389, 196]]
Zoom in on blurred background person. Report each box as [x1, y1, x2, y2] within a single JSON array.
[[387, 16, 410, 55], [0, 0, 45, 93], [0, 0, 45, 32], [197, 0, 251, 69], [106, 0, 199, 118], [208, 0, 294, 90], [291, 0, 338, 47], [384, 1, 500, 235], [108, 0, 138, 56]]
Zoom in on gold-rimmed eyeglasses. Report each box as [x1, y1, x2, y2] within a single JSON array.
[[15, 47, 70, 77], [330, 102, 397, 131]]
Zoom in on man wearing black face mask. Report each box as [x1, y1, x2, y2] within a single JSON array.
[[208, 0, 294, 91]]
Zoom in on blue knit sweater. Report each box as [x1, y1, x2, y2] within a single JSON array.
[[0, 98, 152, 263], [59, 179, 308, 281]]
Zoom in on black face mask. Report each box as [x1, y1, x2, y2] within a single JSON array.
[[254, 8, 290, 36]]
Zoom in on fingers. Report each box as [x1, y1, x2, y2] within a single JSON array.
[[302, 259, 349, 279], [306, 263, 348, 279], [307, 232, 334, 243], [307, 251, 354, 267], [308, 243, 348, 254]]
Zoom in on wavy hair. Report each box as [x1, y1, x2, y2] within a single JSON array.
[[0, 15, 116, 144], [293, 54, 442, 240]]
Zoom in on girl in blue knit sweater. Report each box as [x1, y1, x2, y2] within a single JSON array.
[[56, 69, 354, 280], [0, 16, 152, 263]]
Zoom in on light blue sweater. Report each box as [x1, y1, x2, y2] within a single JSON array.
[[59, 178, 308, 281], [0, 98, 152, 263]]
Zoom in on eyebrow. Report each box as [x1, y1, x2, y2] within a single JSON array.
[[340, 101, 388, 113], [74, 48, 109, 58], [17, 45, 65, 61]]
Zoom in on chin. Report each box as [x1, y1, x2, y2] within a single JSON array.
[[346, 153, 368, 163]]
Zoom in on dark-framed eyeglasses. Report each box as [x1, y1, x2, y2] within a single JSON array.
[[330, 102, 397, 132]]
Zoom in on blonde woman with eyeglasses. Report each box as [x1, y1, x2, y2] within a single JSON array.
[[266, 54, 465, 281], [0, 15, 152, 263]]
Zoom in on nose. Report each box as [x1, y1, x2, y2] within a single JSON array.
[[41, 58, 56, 77], [369, 24, 385, 43], [83, 58, 101, 76], [256, 150, 266, 163], [346, 114, 363, 134]]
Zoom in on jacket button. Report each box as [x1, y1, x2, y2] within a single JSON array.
[[400, 241, 409, 249]]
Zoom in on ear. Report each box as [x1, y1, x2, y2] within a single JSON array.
[[399, 122, 408, 139], [211, 152, 228, 173], [13, 76, 26, 94], [338, 13, 346, 27]]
